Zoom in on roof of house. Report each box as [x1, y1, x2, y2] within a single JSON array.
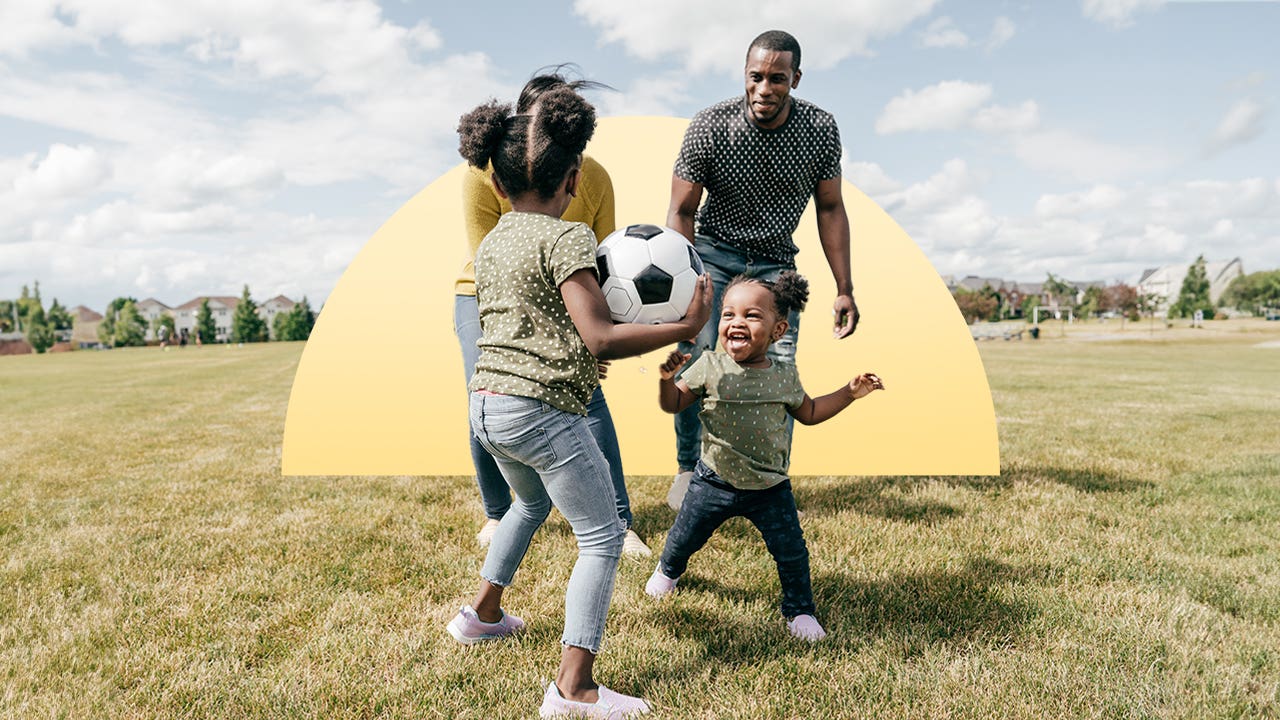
[[71, 305, 103, 322], [261, 295, 296, 309], [173, 296, 241, 311]]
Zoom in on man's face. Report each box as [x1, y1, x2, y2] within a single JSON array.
[[743, 47, 801, 130]]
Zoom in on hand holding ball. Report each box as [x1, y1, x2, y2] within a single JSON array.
[[596, 224, 705, 324]]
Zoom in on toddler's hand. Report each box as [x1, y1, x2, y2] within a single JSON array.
[[849, 372, 884, 400], [659, 351, 691, 380]]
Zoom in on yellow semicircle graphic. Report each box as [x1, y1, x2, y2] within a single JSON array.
[[282, 116, 999, 476]]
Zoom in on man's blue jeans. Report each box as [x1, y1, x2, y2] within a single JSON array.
[[658, 461, 815, 619], [454, 294, 632, 527], [470, 392, 625, 653], [675, 235, 800, 471]]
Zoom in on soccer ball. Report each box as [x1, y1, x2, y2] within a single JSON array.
[[596, 224, 704, 324]]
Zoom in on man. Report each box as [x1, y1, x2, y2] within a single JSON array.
[[665, 29, 859, 508]]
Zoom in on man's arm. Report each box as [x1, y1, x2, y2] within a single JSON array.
[[667, 175, 703, 245], [814, 176, 858, 338]]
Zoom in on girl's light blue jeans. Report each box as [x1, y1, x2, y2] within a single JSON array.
[[454, 294, 632, 527], [469, 391, 625, 653]]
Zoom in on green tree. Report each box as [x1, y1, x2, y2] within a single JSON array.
[[273, 297, 316, 342], [195, 299, 217, 344], [230, 285, 267, 343], [1078, 286, 1103, 320], [272, 310, 291, 341], [151, 313, 176, 342], [46, 298, 73, 331], [952, 288, 999, 324], [1221, 270, 1280, 314], [1169, 255, 1215, 319], [1101, 283, 1140, 324], [1020, 295, 1040, 323], [1044, 273, 1074, 312], [15, 282, 45, 332], [98, 297, 146, 347], [25, 303, 55, 353], [0, 300, 14, 333]]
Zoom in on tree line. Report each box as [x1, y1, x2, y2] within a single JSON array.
[[3, 283, 315, 354], [952, 256, 1280, 325]]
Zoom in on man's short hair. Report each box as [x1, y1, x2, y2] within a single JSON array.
[[748, 30, 801, 72]]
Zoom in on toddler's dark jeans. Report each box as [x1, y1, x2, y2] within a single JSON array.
[[659, 461, 815, 618]]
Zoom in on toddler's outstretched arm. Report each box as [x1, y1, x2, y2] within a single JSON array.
[[789, 372, 884, 426], [658, 350, 699, 414]]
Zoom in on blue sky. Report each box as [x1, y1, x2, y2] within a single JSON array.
[[1, 0, 1277, 310]]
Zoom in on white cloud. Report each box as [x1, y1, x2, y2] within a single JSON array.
[[572, 0, 938, 73], [14, 0, 443, 98], [985, 17, 1016, 50], [862, 161, 1280, 283], [866, 159, 1000, 256], [0, 1, 85, 57], [1034, 185, 1128, 218], [1208, 98, 1265, 153], [0, 3, 516, 312], [971, 101, 1040, 133], [919, 17, 969, 48], [10, 144, 110, 201], [876, 81, 993, 134], [1014, 129, 1173, 183], [845, 161, 903, 196], [1081, 0, 1166, 28], [595, 73, 692, 118], [0, 144, 112, 244], [0, 71, 218, 146]]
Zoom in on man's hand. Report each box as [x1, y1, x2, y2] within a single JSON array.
[[833, 293, 859, 338]]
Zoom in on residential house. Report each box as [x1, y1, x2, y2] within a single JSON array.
[[70, 306, 103, 348], [259, 295, 297, 339], [172, 296, 240, 342], [135, 298, 171, 341], [1136, 258, 1244, 315]]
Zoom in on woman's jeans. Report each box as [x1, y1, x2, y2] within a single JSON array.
[[659, 461, 815, 619], [454, 294, 632, 527], [470, 392, 624, 653], [674, 235, 800, 471]]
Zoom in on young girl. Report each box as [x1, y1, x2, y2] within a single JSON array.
[[646, 271, 883, 641], [447, 88, 710, 718], [455, 69, 651, 557]]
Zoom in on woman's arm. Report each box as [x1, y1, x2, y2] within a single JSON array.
[[560, 270, 711, 361]]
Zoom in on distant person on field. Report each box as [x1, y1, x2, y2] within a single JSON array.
[[646, 271, 883, 642]]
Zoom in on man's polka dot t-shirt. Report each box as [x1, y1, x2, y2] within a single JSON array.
[[674, 96, 842, 263]]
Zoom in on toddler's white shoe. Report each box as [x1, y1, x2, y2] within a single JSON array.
[[644, 565, 678, 599]]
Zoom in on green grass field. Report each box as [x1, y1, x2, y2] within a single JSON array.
[[3, 324, 1279, 719]]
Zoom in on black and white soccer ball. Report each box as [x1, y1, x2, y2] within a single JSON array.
[[596, 224, 704, 324]]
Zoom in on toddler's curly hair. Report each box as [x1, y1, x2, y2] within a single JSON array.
[[726, 270, 810, 318]]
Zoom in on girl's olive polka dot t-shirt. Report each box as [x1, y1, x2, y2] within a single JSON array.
[[470, 212, 600, 415]]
